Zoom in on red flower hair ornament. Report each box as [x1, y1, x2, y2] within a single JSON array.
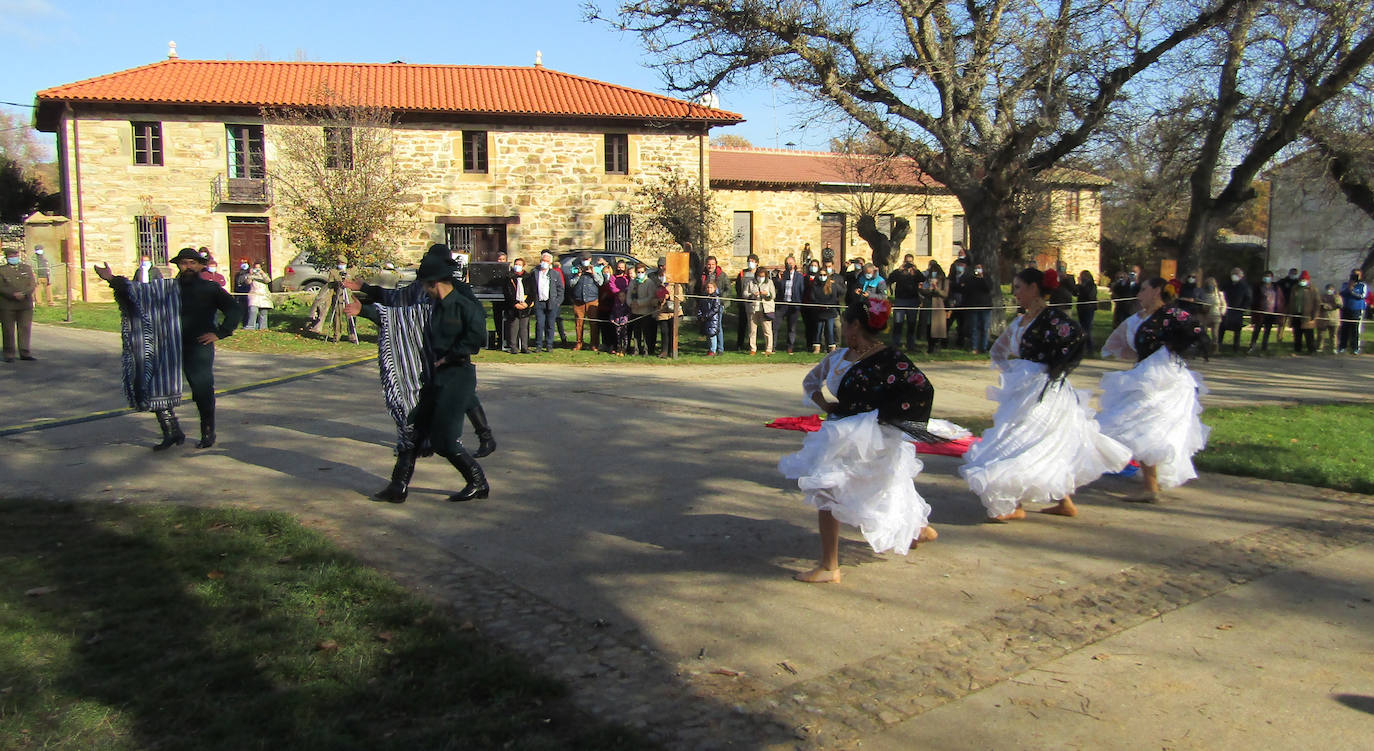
[[867, 296, 892, 329], [1041, 268, 1060, 290], [1166, 278, 1183, 296]]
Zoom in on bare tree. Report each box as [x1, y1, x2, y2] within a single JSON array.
[[264, 88, 418, 269], [628, 166, 732, 262], [823, 141, 931, 268], [591, 0, 1246, 297], [1168, 0, 1374, 271]]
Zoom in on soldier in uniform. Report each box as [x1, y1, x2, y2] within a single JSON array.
[[0, 246, 38, 362], [95, 247, 241, 449]]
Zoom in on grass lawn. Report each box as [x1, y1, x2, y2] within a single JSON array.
[[0, 500, 648, 751], [1196, 403, 1374, 494]]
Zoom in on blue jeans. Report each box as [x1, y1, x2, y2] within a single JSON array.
[[890, 297, 919, 348], [534, 301, 560, 350], [814, 317, 837, 349], [968, 309, 991, 353], [707, 329, 724, 353], [247, 306, 270, 330]]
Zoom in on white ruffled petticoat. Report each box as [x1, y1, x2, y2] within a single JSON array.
[[778, 410, 931, 555], [960, 360, 1132, 518], [1096, 348, 1211, 489]]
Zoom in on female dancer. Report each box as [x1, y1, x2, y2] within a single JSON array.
[[1098, 278, 1210, 502], [960, 268, 1131, 521], [779, 298, 939, 584]]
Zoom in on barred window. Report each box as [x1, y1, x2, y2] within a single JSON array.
[[1065, 190, 1081, 222], [136, 216, 169, 265], [605, 133, 628, 174], [133, 122, 163, 166], [324, 127, 353, 170], [605, 214, 631, 254]]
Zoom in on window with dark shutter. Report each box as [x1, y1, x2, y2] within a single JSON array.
[[463, 131, 488, 173], [1065, 191, 1081, 222], [605, 133, 628, 174], [325, 127, 353, 170], [133, 122, 163, 166], [136, 216, 169, 265]]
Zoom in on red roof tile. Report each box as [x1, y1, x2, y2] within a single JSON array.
[[709, 147, 941, 188], [35, 59, 743, 124]]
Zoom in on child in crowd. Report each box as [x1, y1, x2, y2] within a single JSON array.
[[700, 281, 724, 355]]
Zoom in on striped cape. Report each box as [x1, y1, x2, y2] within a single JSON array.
[[119, 279, 183, 412], [375, 300, 433, 452]]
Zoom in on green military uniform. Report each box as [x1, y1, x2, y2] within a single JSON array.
[[0, 254, 38, 361], [412, 284, 487, 458]]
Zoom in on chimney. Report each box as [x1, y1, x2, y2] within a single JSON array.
[[168, 41, 179, 59], [535, 50, 543, 68]]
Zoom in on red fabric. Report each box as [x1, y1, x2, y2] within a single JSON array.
[[766, 414, 980, 457]]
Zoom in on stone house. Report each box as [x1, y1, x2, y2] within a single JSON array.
[[1268, 154, 1373, 287], [35, 53, 1103, 301]]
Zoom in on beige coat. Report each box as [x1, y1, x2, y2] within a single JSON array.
[[654, 283, 684, 321], [927, 276, 948, 339], [742, 277, 775, 315]]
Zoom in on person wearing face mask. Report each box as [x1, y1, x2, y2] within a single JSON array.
[[773, 255, 806, 355], [947, 260, 967, 348], [628, 263, 658, 355], [0, 247, 38, 362], [1219, 267, 1251, 352], [1273, 268, 1301, 343], [887, 254, 925, 352], [32, 246, 54, 306], [924, 265, 949, 354], [1317, 283, 1341, 353], [529, 250, 564, 352], [734, 254, 759, 351], [1338, 268, 1368, 354], [654, 260, 685, 358], [132, 254, 163, 283], [801, 259, 822, 350], [961, 263, 994, 354], [1247, 270, 1284, 354], [743, 264, 776, 355], [233, 258, 253, 328], [94, 248, 241, 449], [502, 258, 534, 354], [808, 268, 841, 352], [1195, 276, 1223, 354], [568, 251, 604, 351], [1286, 271, 1319, 354], [199, 255, 227, 287], [245, 262, 273, 331]]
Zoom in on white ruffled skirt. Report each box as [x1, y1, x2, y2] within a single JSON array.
[[778, 410, 931, 555], [960, 360, 1132, 517], [1097, 348, 1210, 489]]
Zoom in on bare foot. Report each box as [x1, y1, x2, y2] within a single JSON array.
[[793, 566, 842, 584], [1041, 499, 1078, 517], [986, 508, 1027, 523], [915, 526, 939, 544]]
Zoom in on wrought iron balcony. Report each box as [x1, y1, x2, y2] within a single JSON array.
[[211, 174, 272, 208]]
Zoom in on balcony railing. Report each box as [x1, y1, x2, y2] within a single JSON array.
[[211, 174, 272, 208]]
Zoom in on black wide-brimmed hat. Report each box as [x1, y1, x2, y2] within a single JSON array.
[[417, 253, 458, 282], [171, 247, 204, 264]]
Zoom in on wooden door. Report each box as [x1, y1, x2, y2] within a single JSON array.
[[820, 212, 846, 264], [228, 217, 272, 274]]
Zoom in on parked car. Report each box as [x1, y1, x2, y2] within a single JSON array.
[[274, 251, 416, 293]]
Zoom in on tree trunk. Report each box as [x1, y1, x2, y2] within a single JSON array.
[[961, 194, 1009, 333]]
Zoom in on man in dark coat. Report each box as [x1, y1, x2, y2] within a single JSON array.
[[96, 247, 240, 449], [1110, 267, 1142, 327], [1219, 267, 1253, 352]]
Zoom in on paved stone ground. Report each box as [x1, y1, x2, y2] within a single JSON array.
[[3, 324, 1373, 749]]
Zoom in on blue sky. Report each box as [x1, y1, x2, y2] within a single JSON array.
[[2, 0, 842, 155]]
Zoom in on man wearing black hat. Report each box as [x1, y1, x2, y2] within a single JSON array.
[[95, 247, 241, 449], [343, 244, 497, 502]]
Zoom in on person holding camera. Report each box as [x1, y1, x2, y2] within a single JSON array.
[[887, 254, 925, 351], [743, 264, 776, 355]]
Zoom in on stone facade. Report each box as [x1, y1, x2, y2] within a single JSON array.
[[56, 109, 707, 300], [1269, 163, 1372, 286], [712, 184, 1102, 274]]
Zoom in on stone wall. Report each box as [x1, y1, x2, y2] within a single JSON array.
[[60, 110, 705, 300], [1270, 170, 1372, 287]]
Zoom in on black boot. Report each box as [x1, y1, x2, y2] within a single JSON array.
[[446, 444, 490, 502], [372, 449, 416, 503], [152, 409, 185, 451], [467, 405, 497, 458], [196, 416, 216, 449]]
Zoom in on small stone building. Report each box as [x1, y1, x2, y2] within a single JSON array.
[[1268, 154, 1373, 286]]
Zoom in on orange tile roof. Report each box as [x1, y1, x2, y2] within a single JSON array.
[[709, 147, 1110, 188], [35, 59, 743, 127], [709, 147, 942, 188]]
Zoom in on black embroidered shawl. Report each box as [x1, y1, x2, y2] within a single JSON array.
[[833, 347, 935, 426], [1134, 302, 1206, 361], [1019, 306, 1086, 382]]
